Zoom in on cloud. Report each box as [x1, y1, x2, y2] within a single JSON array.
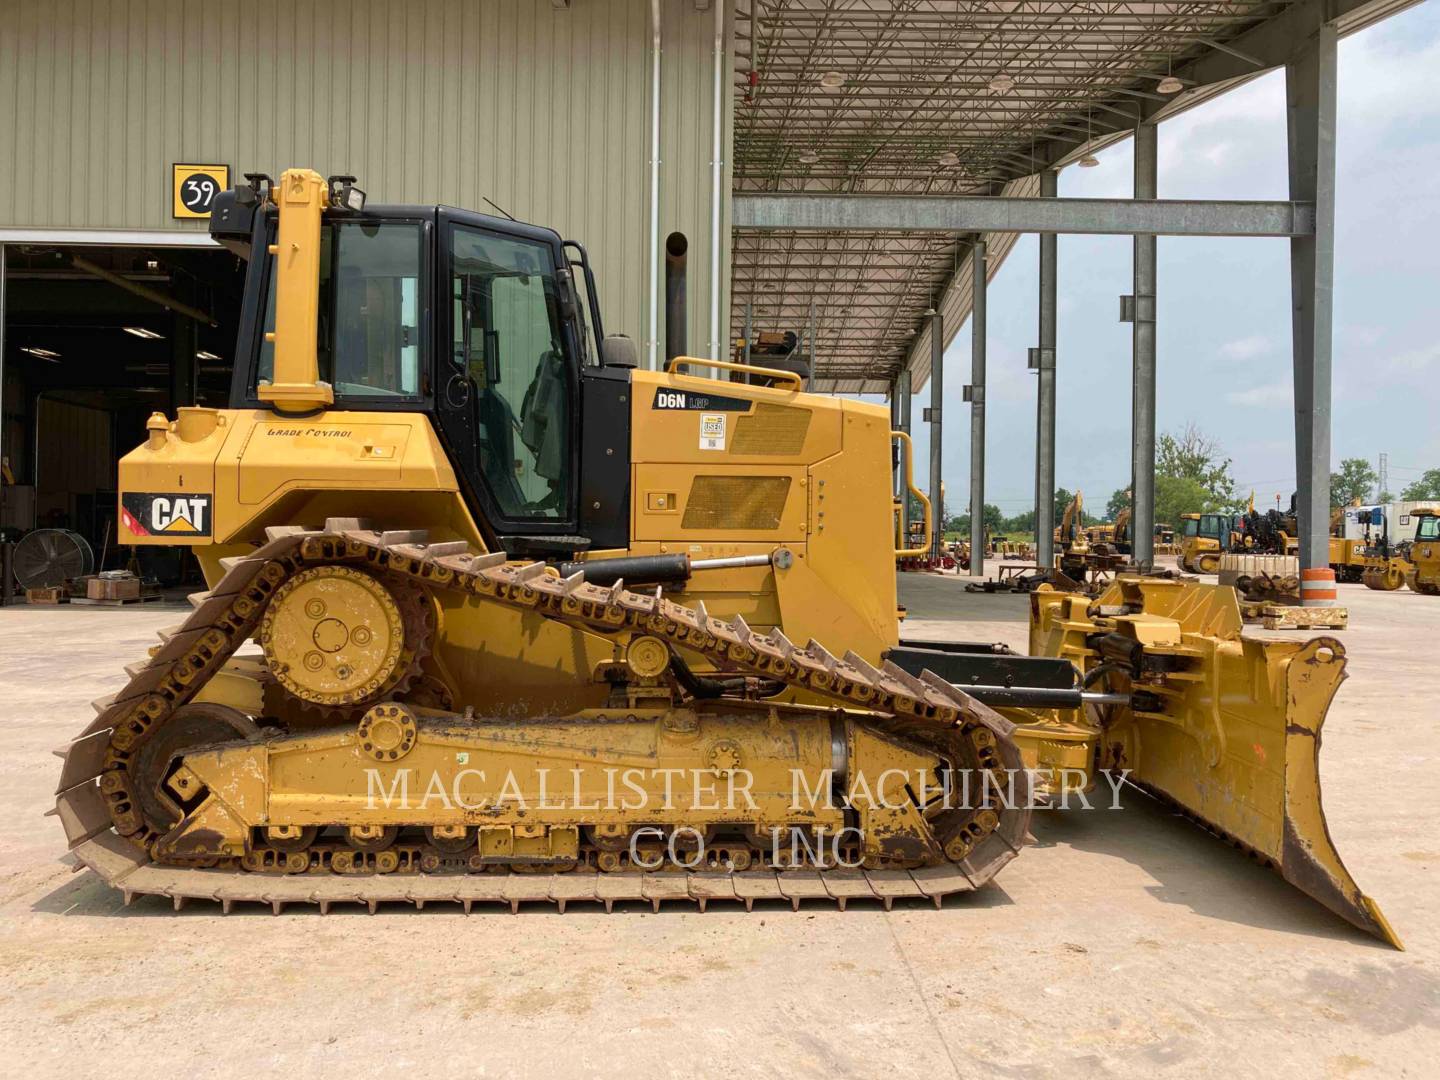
[[1226, 382, 1292, 407], [1385, 343, 1440, 373], [1220, 335, 1273, 361]]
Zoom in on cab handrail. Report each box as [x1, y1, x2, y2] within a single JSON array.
[[665, 356, 804, 391], [892, 430, 933, 559]]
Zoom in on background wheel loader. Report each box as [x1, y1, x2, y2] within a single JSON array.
[[50, 169, 1397, 945]]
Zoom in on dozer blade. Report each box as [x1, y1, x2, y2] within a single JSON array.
[[1031, 580, 1400, 948]]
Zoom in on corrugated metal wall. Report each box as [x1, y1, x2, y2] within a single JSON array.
[[659, 0, 732, 360], [0, 0, 733, 361]]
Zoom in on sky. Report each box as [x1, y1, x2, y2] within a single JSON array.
[[895, 1, 1440, 520]]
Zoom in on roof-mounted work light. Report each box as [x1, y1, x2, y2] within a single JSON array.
[[327, 174, 367, 212]]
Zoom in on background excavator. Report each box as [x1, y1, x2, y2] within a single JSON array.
[[50, 169, 1396, 945]]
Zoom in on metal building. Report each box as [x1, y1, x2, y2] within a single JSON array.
[[0, 0, 1427, 600], [0, 0, 732, 558]]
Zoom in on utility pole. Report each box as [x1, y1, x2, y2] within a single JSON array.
[[1377, 452, 1388, 501]]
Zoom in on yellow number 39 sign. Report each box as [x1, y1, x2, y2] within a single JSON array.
[[172, 163, 229, 219]]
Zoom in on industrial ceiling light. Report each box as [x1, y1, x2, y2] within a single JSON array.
[[937, 150, 960, 167], [1078, 110, 1099, 167], [196, 350, 221, 361], [798, 149, 820, 164], [988, 72, 1014, 92], [122, 326, 164, 339], [20, 346, 60, 360], [1157, 54, 1182, 94], [819, 70, 845, 90]]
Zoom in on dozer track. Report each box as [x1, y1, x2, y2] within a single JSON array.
[[53, 524, 1031, 914]]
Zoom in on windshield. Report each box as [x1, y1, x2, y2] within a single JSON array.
[[255, 221, 423, 399], [1417, 515, 1440, 542]]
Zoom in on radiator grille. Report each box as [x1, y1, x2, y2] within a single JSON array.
[[729, 404, 813, 456], [682, 476, 791, 530]]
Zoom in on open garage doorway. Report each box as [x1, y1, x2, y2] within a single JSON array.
[[0, 239, 244, 590]]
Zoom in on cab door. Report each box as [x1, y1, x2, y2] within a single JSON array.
[[435, 210, 583, 549]]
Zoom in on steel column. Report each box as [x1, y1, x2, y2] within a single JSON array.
[[928, 311, 944, 559], [1035, 171, 1058, 571], [0, 243, 6, 560], [895, 368, 912, 538], [968, 240, 988, 577], [1132, 123, 1158, 570], [896, 368, 912, 435], [1287, 19, 1338, 578]]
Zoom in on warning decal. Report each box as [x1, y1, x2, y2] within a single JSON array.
[[699, 413, 726, 451]]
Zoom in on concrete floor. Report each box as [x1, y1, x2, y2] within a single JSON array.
[[2, 575, 1438, 1078]]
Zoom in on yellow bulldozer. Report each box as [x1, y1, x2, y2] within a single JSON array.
[[50, 169, 1396, 945], [1176, 511, 1239, 574]]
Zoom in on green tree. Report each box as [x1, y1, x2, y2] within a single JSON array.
[[948, 504, 1004, 536], [1003, 509, 1036, 534], [1153, 474, 1212, 527], [1105, 487, 1131, 522], [1054, 487, 1075, 527], [1330, 457, 1378, 507], [1401, 469, 1440, 500], [1156, 423, 1238, 509]]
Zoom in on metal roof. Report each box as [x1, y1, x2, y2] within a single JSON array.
[[729, 0, 1415, 394]]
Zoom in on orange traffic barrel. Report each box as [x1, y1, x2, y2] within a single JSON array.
[[1300, 567, 1338, 606]]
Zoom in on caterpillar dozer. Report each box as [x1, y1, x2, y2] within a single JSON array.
[[51, 170, 1398, 945], [1177, 512, 1237, 574]]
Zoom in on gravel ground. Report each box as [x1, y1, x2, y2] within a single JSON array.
[[2, 571, 1436, 1079]]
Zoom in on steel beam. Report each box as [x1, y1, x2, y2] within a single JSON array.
[[968, 241, 987, 578], [1288, 19, 1338, 582], [1021, 0, 1412, 172], [928, 311, 944, 560], [1132, 124, 1158, 571], [733, 194, 1314, 237], [1035, 172, 1058, 572], [0, 228, 219, 247]]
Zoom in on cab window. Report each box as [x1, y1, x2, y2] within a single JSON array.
[[450, 225, 572, 520], [256, 222, 423, 399], [1182, 518, 1199, 537], [1418, 516, 1440, 542]]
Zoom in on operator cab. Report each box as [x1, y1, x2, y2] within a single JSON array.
[[211, 174, 633, 557], [1181, 513, 1227, 540], [1413, 510, 1440, 543]]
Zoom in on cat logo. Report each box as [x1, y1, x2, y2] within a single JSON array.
[[120, 492, 213, 538]]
